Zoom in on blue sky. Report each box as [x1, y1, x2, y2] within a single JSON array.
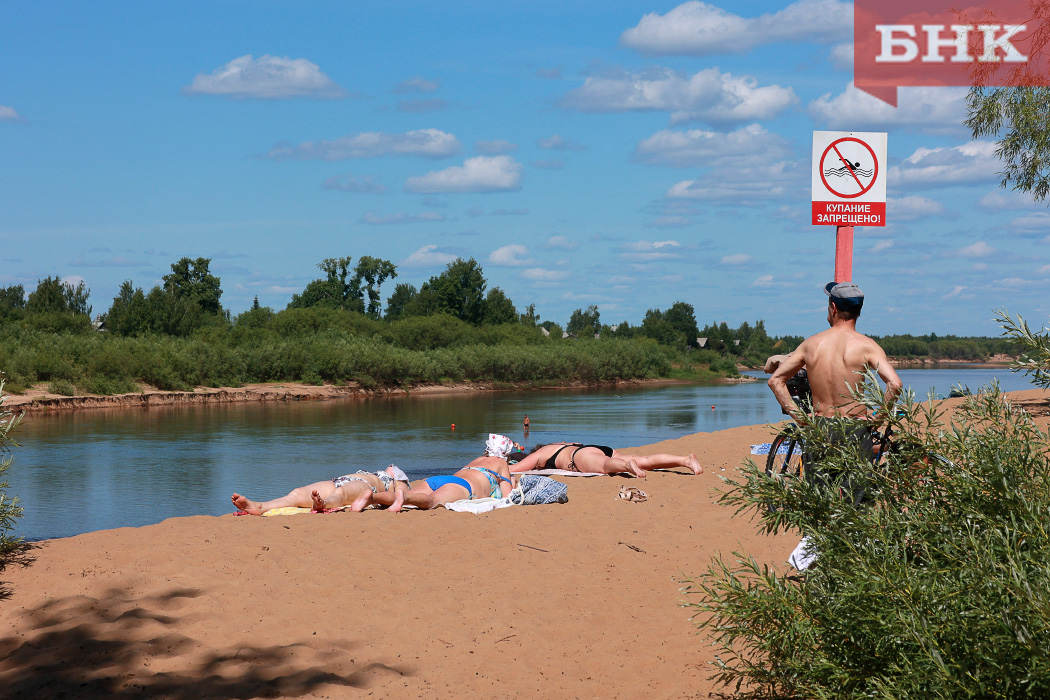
[[2, 0, 1047, 337]]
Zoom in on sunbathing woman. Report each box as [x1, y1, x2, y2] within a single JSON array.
[[509, 443, 702, 477], [231, 465, 411, 515], [370, 434, 517, 513]]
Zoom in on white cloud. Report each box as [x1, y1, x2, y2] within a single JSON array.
[[489, 244, 533, 266], [619, 240, 682, 262], [538, 134, 587, 151], [322, 174, 386, 194], [0, 105, 23, 122], [752, 274, 775, 287], [888, 196, 944, 220], [1038, 265, 1050, 276], [394, 76, 439, 94], [870, 239, 894, 253], [476, 139, 517, 154], [522, 268, 570, 282], [810, 84, 968, 132], [978, 190, 1044, 210], [403, 155, 523, 194], [183, 54, 345, 99], [944, 285, 967, 298], [955, 241, 996, 258], [830, 42, 853, 70], [721, 253, 753, 265], [666, 159, 800, 202], [403, 245, 458, 267], [633, 123, 791, 168], [620, 0, 851, 55], [1011, 212, 1050, 235], [545, 236, 579, 251], [562, 67, 796, 125], [891, 141, 1001, 189], [359, 212, 446, 225], [266, 128, 460, 160]]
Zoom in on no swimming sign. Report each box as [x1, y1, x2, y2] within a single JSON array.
[[811, 131, 887, 227]]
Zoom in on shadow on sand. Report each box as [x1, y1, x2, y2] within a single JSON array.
[[0, 585, 411, 699]]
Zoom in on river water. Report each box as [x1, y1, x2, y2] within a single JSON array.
[[6, 367, 1040, 540]]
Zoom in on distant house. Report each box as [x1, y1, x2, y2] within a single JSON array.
[[539, 326, 550, 337], [697, 337, 708, 348], [562, 331, 570, 339], [734, 339, 740, 346], [92, 315, 107, 332]]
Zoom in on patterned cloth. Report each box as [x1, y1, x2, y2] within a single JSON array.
[[509, 474, 568, 506], [484, 433, 515, 459]]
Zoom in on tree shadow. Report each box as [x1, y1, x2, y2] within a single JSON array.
[[0, 585, 412, 699], [0, 540, 37, 604]]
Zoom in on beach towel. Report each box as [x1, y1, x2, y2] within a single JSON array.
[[442, 496, 515, 514], [751, 442, 794, 456], [259, 505, 353, 516], [518, 468, 601, 477]]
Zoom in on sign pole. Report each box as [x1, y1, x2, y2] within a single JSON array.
[[834, 225, 854, 282]]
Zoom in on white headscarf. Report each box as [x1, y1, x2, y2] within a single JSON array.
[[484, 433, 515, 459]]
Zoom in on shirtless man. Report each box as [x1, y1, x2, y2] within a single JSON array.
[[767, 282, 902, 502]]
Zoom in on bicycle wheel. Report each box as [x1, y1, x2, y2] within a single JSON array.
[[765, 429, 804, 511]]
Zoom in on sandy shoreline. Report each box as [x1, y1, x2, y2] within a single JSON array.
[[1, 389, 1046, 699]]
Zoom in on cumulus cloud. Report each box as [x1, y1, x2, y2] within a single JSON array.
[[870, 239, 894, 253], [619, 240, 682, 262], [359, 212, 446, 225], [0, 105, 24, 122], [394, 76, 439, 93], [955, 241, 996, 258], [752, 274, 776, 287], [403, 155, 523, 194], [1010, 212, 1050, 235], [810, 84, 968, 133], [632, 123, 791, 168], [476, 139, 517, 154], [545, 236, 579, 251], [266, 128, 460, 161], [888, 195, 944, 220], [721, 253, 753, 265], [891, 141, 1001, 189], [978, 190, 1044, 210], [183, 54, 345, 99], [562, 67, 796, 125], [489, 244, 533, 266], [666, 159, 802, 203], [830, 42, 853, 70], [403, 244, 459, 267], [522, 268, 570, 282], [322, 174, 386, 194], [620, 0, 851, 55], [538, 134, 587, 151]]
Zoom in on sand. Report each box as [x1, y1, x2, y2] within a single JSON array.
[[1, 388, 1047, 700]]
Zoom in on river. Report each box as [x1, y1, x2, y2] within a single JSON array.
[[6, 367, 1040, 540]]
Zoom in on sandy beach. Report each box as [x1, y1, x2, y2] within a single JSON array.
[[1, 389, 1047, 699]]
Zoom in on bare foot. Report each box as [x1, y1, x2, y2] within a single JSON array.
[[627, 459, 646, 478], [231, 493, 266, 516], [311, 490, 327, 512], [687, 454, 703, 475], [349, 490, 373, 512], [389, 488, 406, 513]]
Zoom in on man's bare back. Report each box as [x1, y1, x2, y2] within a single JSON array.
[[768, 282, 902, 421]]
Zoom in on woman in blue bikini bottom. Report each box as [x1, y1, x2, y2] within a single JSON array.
[[371, 457, 515, 512]]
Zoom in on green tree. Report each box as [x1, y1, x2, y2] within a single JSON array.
[[482, 287, 517, 325], [384, 283, 418, 320], [567, 304, 600, 338], [353, 256, 397, 319], [519, 303, 539, 327], [640, 308, 684, 347], [163, 257, 222, 314], [105, 280, 150, 336], [967, 87, 1050, 202], [0, 285, 25, 318], [144, 285, 205, 336], [25, 276, 91, 316], [419, 258, 487, 324]]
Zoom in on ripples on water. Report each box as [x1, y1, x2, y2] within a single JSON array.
[[9, 367, 1036, 540]]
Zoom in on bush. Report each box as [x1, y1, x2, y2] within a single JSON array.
[[0, 379, 29, 601], [686, 315, 1050, 699]]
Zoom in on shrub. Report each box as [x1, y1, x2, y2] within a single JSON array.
[[686, 313, 1050, 699], [0, 379, 29, 601]]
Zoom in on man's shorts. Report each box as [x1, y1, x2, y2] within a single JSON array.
[[801, 417, 875, 506]]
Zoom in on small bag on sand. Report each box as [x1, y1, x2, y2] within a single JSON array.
[[509, 474, 568, 506]]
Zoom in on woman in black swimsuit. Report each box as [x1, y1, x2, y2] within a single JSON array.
[[509, 442, 702, 477]]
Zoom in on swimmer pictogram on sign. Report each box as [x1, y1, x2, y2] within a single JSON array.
[[812, 131, 887, 227]]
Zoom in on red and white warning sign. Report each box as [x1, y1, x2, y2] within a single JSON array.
[[812, 131, 887, 227]]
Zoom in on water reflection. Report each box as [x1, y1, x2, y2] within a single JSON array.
[[7, 367, 1037, 540]]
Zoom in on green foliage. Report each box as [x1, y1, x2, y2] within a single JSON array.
[[163, 257, 222, 314], [25, 276, 91, 317], [567, 304, 600, 338], [418, 257, 488, 324], [687, 314, 1050, 699], [482, 287, 517, 325], [0, 285, 25, 319], [997, 308, 1050, 389], [0, 379, 29, 601], [967, 86, 1050, 202], [384, 282, 418, 320]]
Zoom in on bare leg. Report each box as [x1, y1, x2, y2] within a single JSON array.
[[573, 449, 645, 478], [232, 480, 338, 515], [613, 452, 703, 475]]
